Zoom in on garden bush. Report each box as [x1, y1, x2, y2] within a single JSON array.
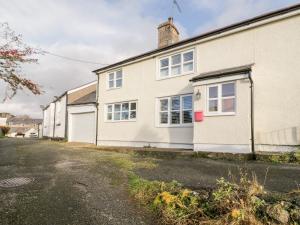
[[0, 126, 10, 136]]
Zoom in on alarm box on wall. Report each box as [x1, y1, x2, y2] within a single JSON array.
[[194, 111, 203, 122]]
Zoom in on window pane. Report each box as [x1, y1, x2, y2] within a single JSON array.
[[183, 51, 193, 62], [109, 73, 114, 80], [171, 54, 181, 65], [183, 62, 193, 72], [209, 100, 218, 112], [160, 112, 168, 124], [116, 79, 122, 87], [130, 111, 136, 119], [222, 98, 235, 112], [183, 110, 193, 123], [160, 68, 169, 77], [116, 70, 122, 79], [109, 80, 114, 88], [171, 65, 181, 75], [183, 95, 192, 110], [107, 105, 112, 113], [160, 99, 168, 111], [160, 58, 169, 67], [130, 102, 136, 110], [122, 111, 129, 120], [107, 113, 112, 120], [171, 111, 180, 124], [171, 96, 180, 110], [114, 112, 121, 120], [222, 83, 235, 97], [122, 103, 129, 111], [114, 104, 121, 112], [209, 86, 218, 98]]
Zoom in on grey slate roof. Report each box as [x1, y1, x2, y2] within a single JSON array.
[[68, 91, 96, 105], [7, 116, 42, 125], [190, 64, 253, 82]]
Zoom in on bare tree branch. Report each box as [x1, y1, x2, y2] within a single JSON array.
[[0, 23, 42, 101]]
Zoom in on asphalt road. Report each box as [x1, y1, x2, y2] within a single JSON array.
[[0, 138, 299, 225], [0, 138, 154, 225]]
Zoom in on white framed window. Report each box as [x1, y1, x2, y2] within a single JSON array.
[[107, 70, 123, 89], [158, 94, 193, 126], [106, 101, 137, 122], [158, 49, 194, 79], [206, 82, 236, 116]]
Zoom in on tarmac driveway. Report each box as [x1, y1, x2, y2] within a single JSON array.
[[0, 138, 299, 225]]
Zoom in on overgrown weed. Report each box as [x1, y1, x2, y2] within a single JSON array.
[[129, 169, 300, 225]]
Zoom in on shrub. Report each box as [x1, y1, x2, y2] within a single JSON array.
[[0, 126, 10, 135]]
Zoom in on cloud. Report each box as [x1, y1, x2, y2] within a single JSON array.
[[0, 0, 160, 118], [191, 0, 299, 34]]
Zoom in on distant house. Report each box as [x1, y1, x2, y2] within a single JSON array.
[[5, 115, 42, 137], [0, 112, 13, 126], [42, 81, 97, 143], [92, 4, 300, 153], [0, 118, 7, 126]]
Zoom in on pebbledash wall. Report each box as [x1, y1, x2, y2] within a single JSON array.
[[95, 7, 300, 152]]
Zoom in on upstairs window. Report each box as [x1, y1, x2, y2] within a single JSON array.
[[106, 101, 137, 122], [158, 94, 193, 126], [207, 82, 236, 115], [159, 50, 194, 78], [108, 70, 123, 89]]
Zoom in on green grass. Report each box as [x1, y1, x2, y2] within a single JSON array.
[[257, 150, 300, 164]]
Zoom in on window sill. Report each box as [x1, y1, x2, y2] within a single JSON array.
[[205, 112, 236, 117], [105, 119, 137, 123], [156, 124, 193, 128], [156, 71, 195, 81], [106, 87, 122, 91]]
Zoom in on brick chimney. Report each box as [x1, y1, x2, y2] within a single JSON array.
[[157, 17, 180, 48]]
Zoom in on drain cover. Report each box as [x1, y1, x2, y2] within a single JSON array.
[[0, 177, 33, 188]]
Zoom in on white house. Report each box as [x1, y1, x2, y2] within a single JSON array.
[[93, 4, 300, 153], [0, 118, 7, 126], [42, 102, 55, 137], [42, 81, 97, 143]]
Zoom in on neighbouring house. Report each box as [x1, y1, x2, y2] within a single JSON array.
[[0, 118, 7, 126], [6, 115, 42, 137], [93, 4, 300, 153], [42, 81, 97, 143], [0, 112, 14, 126]]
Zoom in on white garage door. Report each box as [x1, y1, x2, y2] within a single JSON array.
[[69, 112, 96, 144]]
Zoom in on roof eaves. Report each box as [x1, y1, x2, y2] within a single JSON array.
[[190, 64, 253, 82], [67, 102, 96, 106]]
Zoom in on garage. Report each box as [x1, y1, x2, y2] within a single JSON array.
[[69, 111, 96, 144], [67, 90, 97, 144]]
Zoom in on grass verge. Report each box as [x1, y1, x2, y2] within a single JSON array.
[[257, 150, 300, 164]]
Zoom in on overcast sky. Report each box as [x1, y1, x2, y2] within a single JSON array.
[[0, 0, 298, 118]]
